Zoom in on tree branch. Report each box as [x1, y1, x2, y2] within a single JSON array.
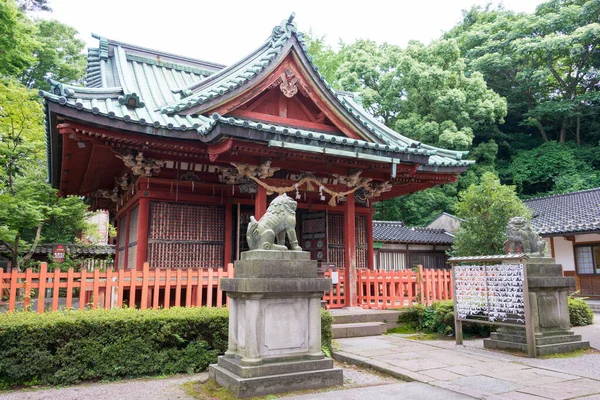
[[21, 223, 44, 265]]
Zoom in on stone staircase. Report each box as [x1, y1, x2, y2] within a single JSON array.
[[586, 300, 600, 314], [330, 308, 402, 339], [485, 329, 589, 356]]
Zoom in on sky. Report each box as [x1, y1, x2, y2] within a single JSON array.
[[39, 0, 546, 66]]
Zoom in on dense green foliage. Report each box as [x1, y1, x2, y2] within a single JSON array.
[[398, 301, 494, 337], [568, 296, 594, 326], [452, 172, 530, 256], [307, 0, 600, 227], [0, 0, 89, 270], [320, 308, 333, 357], [0, 307, 228, 387], [0, 307, 335, 387]]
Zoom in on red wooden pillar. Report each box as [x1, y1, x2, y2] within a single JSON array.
[[344, 192, 357, 306], [255, 185, 267, 220], [366, 209, 374, 270], [224, 202, 233, 266], [136, 197, 150, 271], [114, 216, 120, 269], [123, 212, 131, 269]]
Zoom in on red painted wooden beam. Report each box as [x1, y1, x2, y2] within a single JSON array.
[[136, 197, 150, 271], [344, 192, 357, 306], [255, 185, 267, 220]]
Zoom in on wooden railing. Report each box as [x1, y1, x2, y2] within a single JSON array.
[[323, 269, 346, 309], [0, 262, 233, 313], [323, 266, 453, 310]]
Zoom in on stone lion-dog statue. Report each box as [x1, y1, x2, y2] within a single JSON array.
[[505, 216, 546, 256], [246, 193, 302, 251]]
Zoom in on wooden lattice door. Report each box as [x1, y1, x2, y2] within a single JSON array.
[[148, 202, 225, 268], [355, 215, 368, 269], [327, 213, 345, 268], [301, 211, 327, 262]]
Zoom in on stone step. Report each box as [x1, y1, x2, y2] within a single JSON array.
[[489, 332, 582, 346], [586, 302, 600, 313], [331, 309, 402, 326], [484, 338, 590, 356], [536, 340, 591, 356], [332, 322, 387, 338]]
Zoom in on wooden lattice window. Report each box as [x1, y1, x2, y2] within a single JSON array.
[[148, 202, 225, 268], [327, 213, 345, 268], [117, 215, 126, 269], [127, 206, 139, 269], [355, 215, 368, 269]]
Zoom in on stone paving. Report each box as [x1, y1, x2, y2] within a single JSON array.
[[334, 335, 600, 399]]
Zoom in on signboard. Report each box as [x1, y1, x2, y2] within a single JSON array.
[[454, 264, 525, 324], [331, 271, 339, 285], [52, 244, 66, 263]]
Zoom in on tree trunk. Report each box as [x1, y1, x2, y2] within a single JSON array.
[[576, 114, 581, 146], [534, 119, 549, 142], [11, 235, 19, 273], [559, 117, 567, 143], [21, 223, 43, 267]]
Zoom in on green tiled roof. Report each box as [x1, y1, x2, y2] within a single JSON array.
[[40, 13, 473, 172]]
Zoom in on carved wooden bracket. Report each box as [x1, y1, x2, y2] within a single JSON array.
[[221, 159, 280, 185], [114, 150, 164, 178], [98, 187, 120, 203], [207, 138, 234, 162], [364, 181, 392, 198]]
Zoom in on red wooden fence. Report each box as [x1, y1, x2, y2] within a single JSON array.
[[0, 262, 233, 313], [1, 263, 452, 313], [324, 266, 453, 310]]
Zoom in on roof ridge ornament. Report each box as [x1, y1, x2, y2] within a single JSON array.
[[271, 12, 297, 44], [118, 92, 145, 109]]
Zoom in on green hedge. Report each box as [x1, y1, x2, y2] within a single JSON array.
[[398, 300, 494, 337], [568, 296, 594, 326], [0, 306, 334, 388], [0, 307, 228, 387], [321, 309, 333, 357]]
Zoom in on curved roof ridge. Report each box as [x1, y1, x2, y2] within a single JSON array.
[[91, 33, 226, 70], [160, 15, 298, 114], [525, 187, 600, 203]]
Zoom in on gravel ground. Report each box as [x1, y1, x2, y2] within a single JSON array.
[[0, 373, 203, 400], [0, 361, 399, 400]]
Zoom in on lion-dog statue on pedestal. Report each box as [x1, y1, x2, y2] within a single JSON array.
[[505, 216, 546, 256], [246, 193, 302, 251]]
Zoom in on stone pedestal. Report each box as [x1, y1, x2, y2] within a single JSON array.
[[484, 257, 590, 356], [209, 250, 343, 398]]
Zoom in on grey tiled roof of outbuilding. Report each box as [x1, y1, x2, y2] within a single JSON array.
[[373, 221, 454, 244], [525, 188, 600, 235]]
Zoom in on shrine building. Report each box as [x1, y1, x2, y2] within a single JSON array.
[[40, 14, 473, 306]]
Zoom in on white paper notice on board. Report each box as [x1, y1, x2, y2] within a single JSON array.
[[331, 271, 339, 284]]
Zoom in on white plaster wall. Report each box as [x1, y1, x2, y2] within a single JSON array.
[[576, 233, 600, 243], [552, 236, 576, 271]]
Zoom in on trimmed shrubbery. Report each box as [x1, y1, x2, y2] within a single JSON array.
[[397, 300, 494, 337], [0, 306, 335, 388], [0, 307, 228, 387], [568, 296, 594, 326], [321, 308, 333, 357], [398, 297, 596, 337]]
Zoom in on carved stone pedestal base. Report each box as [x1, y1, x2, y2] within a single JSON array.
[[208, 250, 343, 398]]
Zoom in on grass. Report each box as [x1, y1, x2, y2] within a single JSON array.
[[182, 378, 345, 400], [539, 348, 595, 359], [384, 325, 417, 335]]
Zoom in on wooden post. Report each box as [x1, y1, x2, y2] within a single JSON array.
[[224, 203, 233, 266], [255, 185, 267, 220], [366, 210, 374, 270], [123, 211, 131, 269], [344, 192, 357, 306], [452, 263, 463, 345], [136, 197, 150, 271], [38, 263, 47, 313]]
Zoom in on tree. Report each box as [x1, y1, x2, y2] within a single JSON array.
[[0, 0, 37, 78], [20, 19, 86, 90], [446, 0, 600, 145], [507, 141, 599, 195], [333, 39, 506, 150], [451, 172, 530, 256], [0, 80, 88, 271]]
